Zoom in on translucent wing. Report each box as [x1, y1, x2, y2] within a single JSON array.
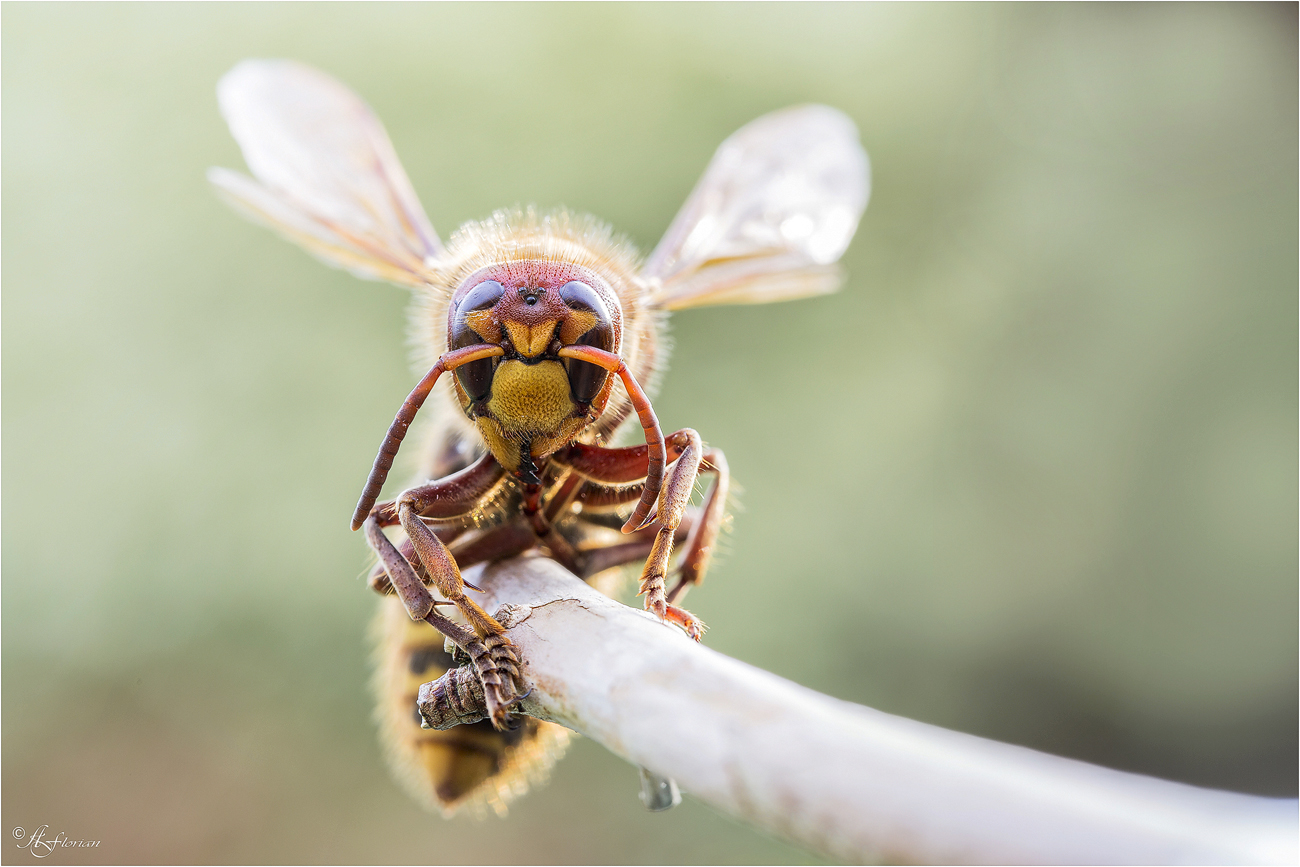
[[643, 105, 869, 311], [209, 59, 442, 288]]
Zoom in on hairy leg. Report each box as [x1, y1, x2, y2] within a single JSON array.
[[365, 463, 525, 729], [553, 430, 721, 639], [574, 511, 695, 580], [666, 448, 729, 606]]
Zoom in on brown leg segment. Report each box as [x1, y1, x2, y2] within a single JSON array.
[[556, 345, 665, 533], [365, 516, 437, 620], [368, 512, 522, 729], [447, 521, 537, 571], [399, 498, 497, 636], [369, 535, 440, 596], [365, 463, 525, 729], [575, 511, 695, 579], [367, 451, 505, 528], [351, 343, 505, 531], [399, 498, 523, 729], [542, 469, 585, 524], [554, 429, 725, 641], [420, 606, 523, 732], [552, 430, 693, 485], [522, 482, 580, 574], [365, 456, 505, 591], [633, 435, 733, 641], [666, 448, 729, 606]]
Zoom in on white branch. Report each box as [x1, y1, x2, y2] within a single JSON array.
[[435, 556, 1296, 865]]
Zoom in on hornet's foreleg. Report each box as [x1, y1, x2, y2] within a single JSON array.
[[552, 430, 726, 640], [363, 460, 525, 730]]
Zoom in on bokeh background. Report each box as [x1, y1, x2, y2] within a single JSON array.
[[4, 3, 1295, 864]]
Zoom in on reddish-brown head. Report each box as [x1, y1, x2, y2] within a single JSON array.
[[444, 260, 625, 470]]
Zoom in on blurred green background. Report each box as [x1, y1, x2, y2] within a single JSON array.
[[3, 3, 1295, 864]]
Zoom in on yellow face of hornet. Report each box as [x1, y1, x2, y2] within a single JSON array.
[[433, 252, 632, 475], [211, 59, 869, 817]]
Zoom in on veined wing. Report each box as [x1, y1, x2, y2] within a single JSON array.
[[643, 105, 869, 311], [209, 59, 442, 288]]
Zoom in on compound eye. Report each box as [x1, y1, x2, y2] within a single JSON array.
[[559, 281, 615, 405], [559, 281, 609, 322], [451, 280, 504, 401], [452, 280, 505, 342]]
